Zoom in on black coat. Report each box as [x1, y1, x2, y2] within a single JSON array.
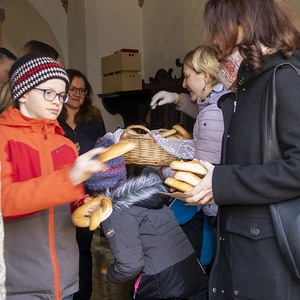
[[210, 51, 300, 299], [59, 118, 106, 155]]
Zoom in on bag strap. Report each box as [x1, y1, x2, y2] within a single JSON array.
[[264, 63, 300, 283], [261, 63, 300, 163]]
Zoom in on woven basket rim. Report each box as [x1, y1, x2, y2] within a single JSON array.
[[120, 125, 177, 166]]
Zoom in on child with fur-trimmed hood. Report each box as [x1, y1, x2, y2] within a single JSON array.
[[101, 173, 208, 300]]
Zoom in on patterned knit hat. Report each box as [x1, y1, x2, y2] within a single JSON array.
[[9, 54, 69, 102], [84, 134, 127, 193]]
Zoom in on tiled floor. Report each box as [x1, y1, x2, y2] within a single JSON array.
[[90, 229, 132, 300]]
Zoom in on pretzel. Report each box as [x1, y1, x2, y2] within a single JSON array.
[[72, 196, 113, 231]]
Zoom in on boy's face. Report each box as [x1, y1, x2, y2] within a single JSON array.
[[19, 79, 66, 120]]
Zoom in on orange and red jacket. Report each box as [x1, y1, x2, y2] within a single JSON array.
[[0, 107, 84, 299]]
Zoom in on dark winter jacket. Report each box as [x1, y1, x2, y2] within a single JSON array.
[[210, 51, 300, 299], [59, 118, 106, 155], [102, 173, 208, 299]]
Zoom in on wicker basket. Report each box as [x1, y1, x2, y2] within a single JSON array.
[[120, 125, 178, 166]]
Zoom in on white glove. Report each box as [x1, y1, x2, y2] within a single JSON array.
[[150, 91, 179, 109]]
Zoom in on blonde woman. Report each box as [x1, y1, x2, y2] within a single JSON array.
[[151, 45, 231, 300]]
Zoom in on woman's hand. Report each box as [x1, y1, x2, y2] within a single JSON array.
[[185, 160, 215, 205], [70, 148, 109, 186]]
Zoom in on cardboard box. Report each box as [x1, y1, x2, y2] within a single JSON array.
[[102, 71, 142, 93], [101, 50, 141, 75]]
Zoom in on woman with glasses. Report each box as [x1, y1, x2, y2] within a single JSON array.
[[58, 69, 106, 300], [0, 54, 108, 300], [59, 69, 106, 155]]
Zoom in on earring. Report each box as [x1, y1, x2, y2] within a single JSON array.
[[202, 84, 206, 91]]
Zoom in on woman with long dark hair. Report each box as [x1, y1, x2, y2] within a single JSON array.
[[59, 69, 106, 300], [186, 0, 300, 299]]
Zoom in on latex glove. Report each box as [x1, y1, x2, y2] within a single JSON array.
[[150, 91, 179, 109]]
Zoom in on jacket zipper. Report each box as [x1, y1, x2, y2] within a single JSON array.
[[133, 272, 144, 299], [43, 124, 48, 139]]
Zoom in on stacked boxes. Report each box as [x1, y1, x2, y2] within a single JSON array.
[[101, 49, 142, 93]]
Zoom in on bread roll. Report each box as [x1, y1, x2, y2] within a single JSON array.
[[164, 177, 194, 192], [98, 140, 137, 162], [167, 134, 181, 139], [174, 171, 201, 186], [72, 196, 113, 231], [158, 128, 169, 133], [170, 160, 207, 177], [160, 128, 177, 137], [172, 124, 192, 139]]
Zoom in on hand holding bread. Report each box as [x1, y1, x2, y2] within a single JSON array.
[[183, 160, 215, 206], [70, 141, 136, 186], [72, 196, 113, 231], [164, 160, 207, 193]]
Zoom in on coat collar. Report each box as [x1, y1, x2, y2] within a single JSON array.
[[236, 50, 300, 93], [0, 106, 65, 136]]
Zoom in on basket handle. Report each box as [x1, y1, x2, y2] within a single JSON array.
[[121, 125, 154, 139]]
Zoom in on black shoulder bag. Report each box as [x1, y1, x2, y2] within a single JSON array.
[[262, 63, 300, 283]]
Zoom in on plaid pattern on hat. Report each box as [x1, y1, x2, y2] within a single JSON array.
[[9, 54, 69, 102]]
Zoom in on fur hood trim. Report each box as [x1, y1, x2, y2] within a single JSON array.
[[105, 173, 167, 212]]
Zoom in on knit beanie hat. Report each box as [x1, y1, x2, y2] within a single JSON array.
[[9, 54, 69, 102], [84, 134, 127, 193]]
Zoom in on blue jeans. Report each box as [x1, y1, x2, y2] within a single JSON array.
[[63, 295, 73, 300]]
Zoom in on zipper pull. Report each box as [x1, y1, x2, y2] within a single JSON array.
[[233, 100, 237, 113], [43, 125, 48, 139], [133, 272, 144, 299]]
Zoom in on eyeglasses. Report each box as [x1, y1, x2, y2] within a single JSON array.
[[33, 88, 69, 104], [68, 87, 87, 96]]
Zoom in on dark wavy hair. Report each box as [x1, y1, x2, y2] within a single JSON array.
[[203, 0, 300, 72], [59, 69, 103, 125]]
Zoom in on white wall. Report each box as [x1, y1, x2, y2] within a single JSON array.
[[1, 0, 300, 132], [67, 0, 143, 132], [142, 0, 206, 81], [0, 0, 66, 63], [27, 0, 68, 65]]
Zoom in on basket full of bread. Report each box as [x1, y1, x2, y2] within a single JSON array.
[[119, 124, 194, 167]]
